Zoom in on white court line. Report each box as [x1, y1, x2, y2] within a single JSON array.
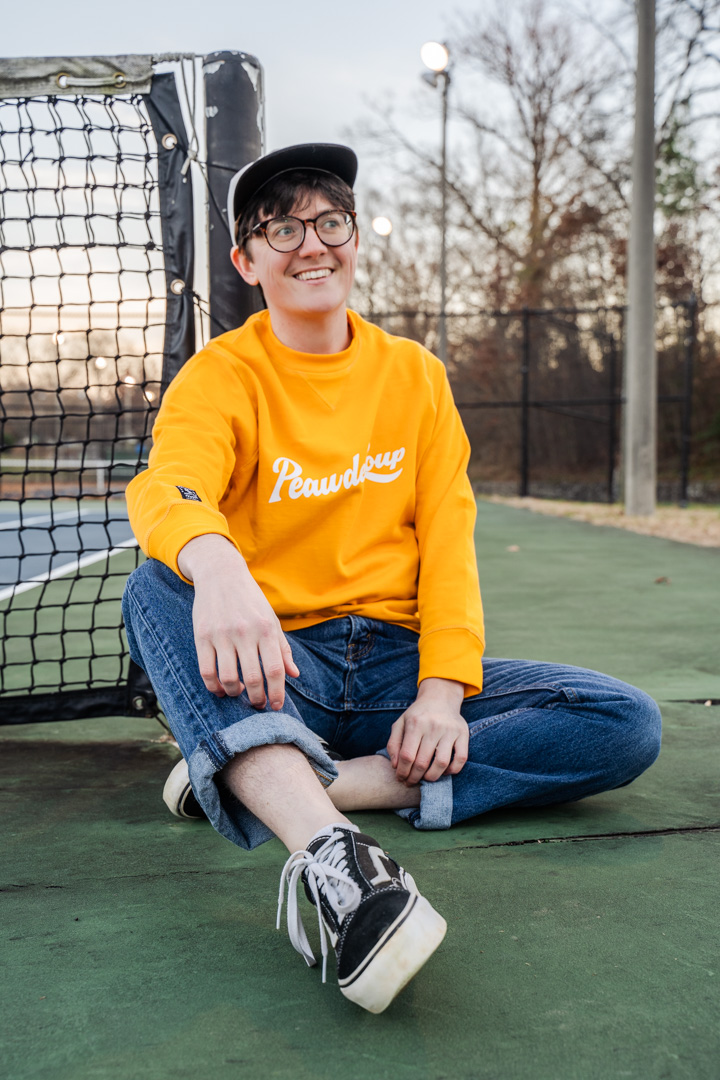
[[0, 509, 110, 531], [0, 537, 139, 603]]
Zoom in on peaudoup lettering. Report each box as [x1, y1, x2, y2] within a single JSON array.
[[268, 447, 405, 504]]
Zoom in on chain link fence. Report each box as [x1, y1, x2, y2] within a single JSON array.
[[366, 299, 716, 504]]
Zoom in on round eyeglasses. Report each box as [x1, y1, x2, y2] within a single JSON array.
[[249, 210, 357, 253]]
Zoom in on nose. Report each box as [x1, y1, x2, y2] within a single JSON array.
[[297, 222, 328, 256]]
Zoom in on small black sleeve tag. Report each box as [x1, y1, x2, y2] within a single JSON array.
[[176, 486, 202, 502]]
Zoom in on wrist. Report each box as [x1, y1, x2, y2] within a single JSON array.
[[416, 677, 464, 707], [177, 534, 246, 583]]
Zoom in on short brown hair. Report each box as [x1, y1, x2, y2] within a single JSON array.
[[236, 168, 355, 251]]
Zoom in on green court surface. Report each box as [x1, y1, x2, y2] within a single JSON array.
[[0, 499, 138, 695], [0, 548, 138, 694], [2, 502, 718, 1080]]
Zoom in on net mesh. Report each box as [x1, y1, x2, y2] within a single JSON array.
[[0, 92, 163, 707]]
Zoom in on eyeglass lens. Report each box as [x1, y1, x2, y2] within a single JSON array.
[[264, 211, 355, 252]]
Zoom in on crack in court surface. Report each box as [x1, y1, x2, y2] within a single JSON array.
[[448, 823, 720, 851], [5, 826, 719, 895]]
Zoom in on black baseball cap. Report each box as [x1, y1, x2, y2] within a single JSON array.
[[226, 142, 358, 243]]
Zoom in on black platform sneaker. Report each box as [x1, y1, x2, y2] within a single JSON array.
[[277, 825, 447, 1013], [162, 758, 206, 820]]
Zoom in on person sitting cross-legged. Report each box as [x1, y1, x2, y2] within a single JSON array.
[[122, 143, 661, 1014]]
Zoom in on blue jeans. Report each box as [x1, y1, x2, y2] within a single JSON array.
[[122, 560, 662, 850]]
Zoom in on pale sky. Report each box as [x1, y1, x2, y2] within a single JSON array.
[[2, 0, 637, 207], [2, 0, 479, 166]]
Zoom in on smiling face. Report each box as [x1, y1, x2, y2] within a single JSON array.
[[231, 191, 359, 326]]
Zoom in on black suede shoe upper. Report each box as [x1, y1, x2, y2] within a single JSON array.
[[304, 829, 416, 984]]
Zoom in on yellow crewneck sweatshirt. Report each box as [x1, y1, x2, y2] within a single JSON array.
[[126, 309, 485, 694]]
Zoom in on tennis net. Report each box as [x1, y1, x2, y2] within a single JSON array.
[[0, 53, 263, 724]]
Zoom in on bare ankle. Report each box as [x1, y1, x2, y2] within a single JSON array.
[[222, 742, 354, 852], [329, 754, 421, 812]]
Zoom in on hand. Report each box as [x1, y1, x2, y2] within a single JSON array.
[[386, 678, 469, 786], [177, 534, 299, 708]]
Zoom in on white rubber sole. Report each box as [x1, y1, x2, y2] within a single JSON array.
[[162, 757, 194, 819], [340, 895, 447, 1014]]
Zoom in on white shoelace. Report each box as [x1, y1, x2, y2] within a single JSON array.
[[276, 831, 362, 982]]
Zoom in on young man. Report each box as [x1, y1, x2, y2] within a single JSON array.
[[122, 143, 661, 1014]]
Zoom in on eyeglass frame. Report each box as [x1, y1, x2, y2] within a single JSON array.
[[239, 209, 358, 252]]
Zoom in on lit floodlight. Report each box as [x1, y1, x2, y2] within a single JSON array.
[[421, 41, 449, 73], [94, 356, 107, 369], [372, 216, 393, 237], [123, 375, 136, 385], [145, 390, 155, 402], [53, 331, 65, 345]]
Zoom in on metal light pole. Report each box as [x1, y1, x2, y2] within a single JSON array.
[[371, 215, 393, 314], [421, 41, 451, 365], [624, 0, 657, 516]]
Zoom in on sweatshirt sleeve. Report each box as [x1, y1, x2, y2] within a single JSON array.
[[414, 361, 485, 696], [125, 345, 257, 581]]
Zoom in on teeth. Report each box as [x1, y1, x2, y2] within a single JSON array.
[[295, 268, 332, 281]]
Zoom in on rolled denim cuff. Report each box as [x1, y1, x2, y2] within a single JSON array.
[[375, 748, 453, 830], [189, 714, 338, 850]]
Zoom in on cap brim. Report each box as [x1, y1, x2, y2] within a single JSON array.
[[226, 143, 358, 242]]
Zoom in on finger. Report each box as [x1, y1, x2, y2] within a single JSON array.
[[259, 637, 287, 711], [423, 737, 456, 783], [196, 638, 225, 696], [236, 645, 266, 707], [395, 724, 424, 783], [386, 716, 406, 770], [405, 736, 438, 786], [281, 636, 299, 678], [215, 639, 245, 698], [446, 728, 470, 775]]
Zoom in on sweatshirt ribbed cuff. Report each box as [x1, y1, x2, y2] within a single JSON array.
[[146, 504, 242, 582], [418, 626, 484, 697]]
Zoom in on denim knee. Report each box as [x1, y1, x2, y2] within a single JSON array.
[[635, 689, 662, 762], [598, 686, 662, 789], [123, 557, 191, 607], [122, 559, 192, 659]]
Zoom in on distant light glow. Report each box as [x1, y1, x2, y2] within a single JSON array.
[[421, 41, 449, 73], [94, 356, 107, 369], [123, 375, 136, 385], [53, 332, 65, 345], [372, 216, 393, 237], [145, 390, 155, 402]]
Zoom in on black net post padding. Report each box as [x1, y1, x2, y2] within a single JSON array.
[[124, 658, 159, 718], [204, 51, 265, 334], [0, 682, 157, 725], [145, 73, 196, 393]]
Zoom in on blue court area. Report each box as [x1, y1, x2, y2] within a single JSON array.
[[0, 500, 135, 596]]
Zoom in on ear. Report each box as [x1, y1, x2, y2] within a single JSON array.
[[231, 245, 258, 286]]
